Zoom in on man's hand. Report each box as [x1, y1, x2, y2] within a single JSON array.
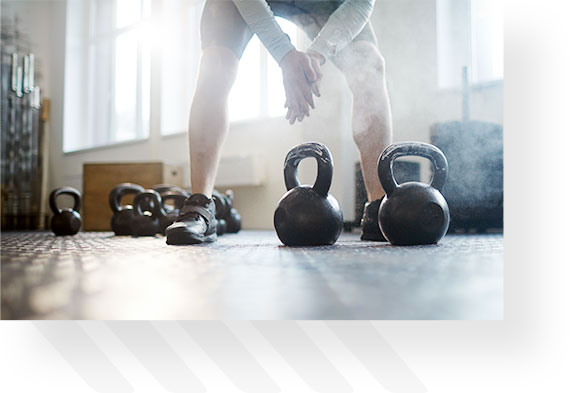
[[280, 49, 322, 124], [306, 50, 325, 97]]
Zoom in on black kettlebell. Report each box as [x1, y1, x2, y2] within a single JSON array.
[[131, 190, 166, 236], [222, 190, 241, 234], [225, 208, 242, 233], [217, 218, 228, 236], [152, 184, 189, 216], [212, 189, 230, 236], [274, 142, 343, 246], [158, 191, 187, 234], [213, 189, 242, 235], [378, 142, 450, 245], [152, 184, 189, 199], [49, 187, 82, 236], [109, 183, 145, 235]]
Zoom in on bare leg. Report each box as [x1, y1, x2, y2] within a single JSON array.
[[189, 46, 239, 197], [336, 41, 393, 202]]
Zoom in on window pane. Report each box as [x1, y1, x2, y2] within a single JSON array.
[[436, 0, 503, 88], [114, 30, 139, 142], [142, 0, 152, 18], [267, 18, 298, 117], [471, 0, 504, 83], [64, 0, 151, 152], [91, 0, 114, 38], [141, 28, 151, 138], [88, 40, 113, 148], [228, 17, 298, 122], [116, 0, 142, 29], [160, 0, 203, 135], [229, 35, 261, 121], [436, 0, 471, 89]]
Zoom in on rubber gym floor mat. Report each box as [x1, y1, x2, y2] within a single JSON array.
[[1, 231, 503, 320]]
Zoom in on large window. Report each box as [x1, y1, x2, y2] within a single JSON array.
[[160, 0, 203, 135], [160, 0, 300, 134], [436, 0, 504, 89], [65, 0, 302, 150], [228, 17, 299, 122], [64, 0, 151, 152]]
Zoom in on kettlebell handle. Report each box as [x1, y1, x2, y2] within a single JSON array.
[[133, 190, 167, 218], [160, 191, 187, 210], [109, 183, 145, 213], [152, 184, 189, 198], [284, 142, 334, 197], [378, 142, 448, 196], [49, 187, 82, 215]]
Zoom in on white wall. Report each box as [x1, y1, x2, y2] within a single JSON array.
[[5, 0, 503, 230], [373, 0, 503, 142]]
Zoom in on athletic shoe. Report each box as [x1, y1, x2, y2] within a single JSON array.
[[165, 194, 217, 245], [360, 198, 387, 241]]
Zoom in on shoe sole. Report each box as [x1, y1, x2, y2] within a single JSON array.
[[166, 230, 217, 245]]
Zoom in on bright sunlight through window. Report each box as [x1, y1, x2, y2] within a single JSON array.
[[65, 0, 303, 150], [228, 17, 299, 122], [160, 7, 301, 134], [64, 0, 151, 152], [436, 0, 504, 89]]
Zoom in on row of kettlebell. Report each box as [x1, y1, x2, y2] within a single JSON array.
[[273, 141, 450, 247], [109, 183, 187, 236], [50, 141, 447, 244], [109, 183, 241, 237], [49, 183, 241, 237], [48, 184, 183, 237]]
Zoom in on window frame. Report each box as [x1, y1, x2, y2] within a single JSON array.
[[63, 0, 305, 152], [436, 0, 504, 92], [160, 13, 305, 136], [63, 0, 152, 153]]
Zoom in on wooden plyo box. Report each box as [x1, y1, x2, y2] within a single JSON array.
[[83, 162, 184, 231]]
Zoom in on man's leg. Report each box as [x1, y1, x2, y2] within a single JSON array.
[[189, 46, 239, 198], [337, 41, 392, 201], [336, 41, 393, 240], [166, 46, 239, 245], [168, 0, 253, 245]]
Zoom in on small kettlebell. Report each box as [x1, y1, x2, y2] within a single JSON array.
[[222, 190, 241, 234], [212, 189, 242, 235], [274, 142, 343, 246], [109, 183, 145, 235], [225, 208, 242, 233], [152, 184, 189, 199], [131, 184, 186, 214], [212, 189, 230, 236], [212, 190, 230, 216], [378, 142, 450, 245], [131, 190, 167, 236], [158, 191, 187, 234], [49, 187, 82, 236], [217, 218, 228, 236]]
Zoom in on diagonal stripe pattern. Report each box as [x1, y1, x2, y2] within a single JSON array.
[[327, 321, 427, 393], [253, 321, 353, 393], [107, 321, 206, 393], [34, 321, 425, 393], [34, 322, 133, 393], [180, 321, 280, 393]]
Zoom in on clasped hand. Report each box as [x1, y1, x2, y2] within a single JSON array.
[[280, 49, 324, 125]]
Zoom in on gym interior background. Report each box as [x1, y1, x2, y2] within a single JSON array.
[[1, 0, 504, 319]]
